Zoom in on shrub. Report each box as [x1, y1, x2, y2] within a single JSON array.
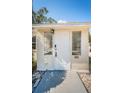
[[32, 52, 37, 72]]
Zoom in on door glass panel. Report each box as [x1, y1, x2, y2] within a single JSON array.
[[44, 32, 53, 55], [72, 31, 81, 55]]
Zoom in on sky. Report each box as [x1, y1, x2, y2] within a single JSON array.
[[33, 0, 91, 23]]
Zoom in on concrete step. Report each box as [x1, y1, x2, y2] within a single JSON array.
[[71, 63, 89, 70]]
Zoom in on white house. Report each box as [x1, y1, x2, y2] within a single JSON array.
[[32, 23, 90, 71]]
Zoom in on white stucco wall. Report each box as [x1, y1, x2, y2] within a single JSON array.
[[36, 32, 45, 70], [34, 24, 90, 71]]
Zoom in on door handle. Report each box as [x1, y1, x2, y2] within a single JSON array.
[[54, 44, 57, 57]]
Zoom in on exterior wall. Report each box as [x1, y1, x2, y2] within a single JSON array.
[[34, 24, 90, 71], [36, 32, 45, 70]]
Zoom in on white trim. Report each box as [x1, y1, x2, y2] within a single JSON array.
[[32, 23, 90, 28]]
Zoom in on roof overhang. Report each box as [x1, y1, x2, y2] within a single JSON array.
[[32, 23, 91, 32]]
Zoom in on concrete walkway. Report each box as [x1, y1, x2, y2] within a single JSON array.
[[33, 70, 87, 93]]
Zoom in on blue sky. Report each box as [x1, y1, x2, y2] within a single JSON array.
[[33, 0, 91, 22]]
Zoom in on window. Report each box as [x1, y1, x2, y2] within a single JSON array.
[[72, 31, 81, 55], [44, 32, 53, 55], [32, 36, 36, 49]]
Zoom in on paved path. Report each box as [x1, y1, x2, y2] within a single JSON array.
[[33, 70, 87, 93]]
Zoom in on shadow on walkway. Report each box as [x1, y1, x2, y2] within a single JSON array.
[[33, 70, 67, 93]]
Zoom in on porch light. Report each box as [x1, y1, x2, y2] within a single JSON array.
[[50, 28, 54, 34]]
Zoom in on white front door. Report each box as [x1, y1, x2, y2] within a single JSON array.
[[53, 31, 71, 70]]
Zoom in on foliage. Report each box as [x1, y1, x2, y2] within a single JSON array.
[[32, 52, 37, 72], [88, 31, 91, 45], [32, 7, 57, 24]]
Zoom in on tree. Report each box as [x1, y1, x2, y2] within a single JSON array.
[[32, 10, 36, 24], [47, 17, 57, 24], [32, 7, 57, 24], [37, 7, 48, 16]]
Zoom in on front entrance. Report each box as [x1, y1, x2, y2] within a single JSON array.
[[37, 31, 70, 71], [37, 29, 88, 71]]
